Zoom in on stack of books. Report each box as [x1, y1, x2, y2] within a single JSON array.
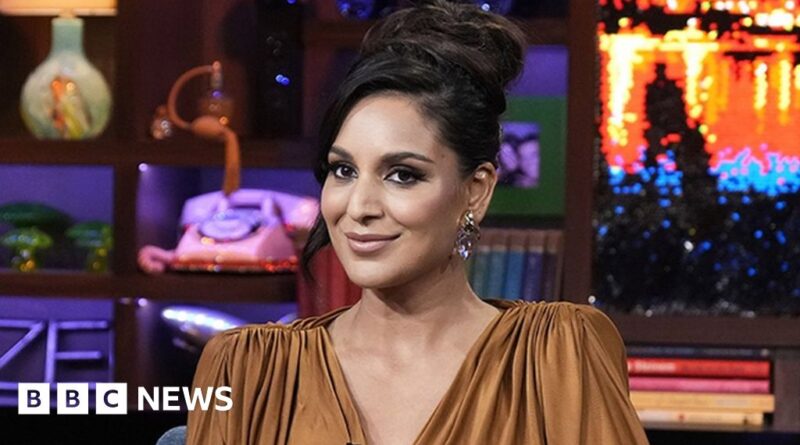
[[627, 346, 774, 427], [467, 228, 564, 301]]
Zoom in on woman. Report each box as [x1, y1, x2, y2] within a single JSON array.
[[187, 1, 649, 444]]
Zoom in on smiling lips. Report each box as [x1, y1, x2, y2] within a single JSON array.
[[344, 232, 400, 254]]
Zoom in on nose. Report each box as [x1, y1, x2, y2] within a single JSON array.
[[346, 175, 384, 223]]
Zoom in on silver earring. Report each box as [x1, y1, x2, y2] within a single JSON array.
[[455, 210, 480, 260]]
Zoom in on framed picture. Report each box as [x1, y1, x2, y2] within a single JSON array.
[[488, 96, 567, 217]]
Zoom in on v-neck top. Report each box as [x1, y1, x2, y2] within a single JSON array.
[[185, 300, 649, 445]]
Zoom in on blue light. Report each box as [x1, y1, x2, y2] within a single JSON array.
[[481, 3, 491, 10], [275, 74, 291, 86], [598, 225, 609, 237], [776, 201, 787, 210], [615, 206, 625, 215], [731, 212, 741, 222], [714, 262, 722, 271], [718, 196, 728, 205], [658, 199, 671, 208], [661, 220, 671, 229], [782, 262, 790, 272], [777, 231, 787, 245], [287, 0, 296, 3], [742, 195, 752, 204], [747, 267, 757, 277], [754, 230, 763, 239]]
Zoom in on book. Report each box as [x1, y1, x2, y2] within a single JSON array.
[[636, 409, 765, 426], [521, 230, 545, 301], [629, 377, 770, 394], [485, 230, 510, 299], [470, 230, 493, 297], [329, 249, 350, 310], [502, 230, 527, 300], [297, 246, 332, 317], [626, 345, 771, 359], [630, 391, 775, 413], [541, 230, 564, 300], [627, 357, 771, 378]]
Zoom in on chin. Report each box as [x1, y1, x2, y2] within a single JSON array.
[[341, 259, 407, 289]]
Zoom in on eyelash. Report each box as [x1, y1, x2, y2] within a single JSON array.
[[328, 162, 426, 185]]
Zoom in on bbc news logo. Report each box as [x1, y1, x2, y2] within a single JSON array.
[[17, 383, 232, 415]]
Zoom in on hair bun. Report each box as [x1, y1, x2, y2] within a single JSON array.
[[361, 0, 526, 113]]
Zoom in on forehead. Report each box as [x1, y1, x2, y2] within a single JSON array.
[[332, 94, 451, 162]]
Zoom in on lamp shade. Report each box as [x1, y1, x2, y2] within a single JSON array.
[[0, 0, 115, 16]]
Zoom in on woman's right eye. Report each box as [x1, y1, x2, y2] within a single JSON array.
[[330, 163, 356, 179]]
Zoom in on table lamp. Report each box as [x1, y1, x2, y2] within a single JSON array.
[[0, 0, 115, 139]]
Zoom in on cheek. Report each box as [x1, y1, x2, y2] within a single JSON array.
[[390, 184, 462, 242], [320, 181, 345, 226]]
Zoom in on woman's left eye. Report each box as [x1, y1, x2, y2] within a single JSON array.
[[386, 168, 422, 185]]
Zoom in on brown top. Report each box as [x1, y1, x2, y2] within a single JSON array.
[[186, 300, 649, 445]]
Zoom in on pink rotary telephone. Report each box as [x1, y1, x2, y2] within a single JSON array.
[[171, 189, 318, 273]]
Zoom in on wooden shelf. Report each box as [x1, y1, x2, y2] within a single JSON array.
[[0, 271, 120, 298], [0, 270, 296, 302], [0, 138, 317, 169], [132, 272, 297, 302], [303, 17, 568, 48], [611, 312, 800, 348]]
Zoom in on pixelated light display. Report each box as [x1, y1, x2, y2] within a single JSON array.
[[599, 3, 800, 194], [594, 0, 800, 315]]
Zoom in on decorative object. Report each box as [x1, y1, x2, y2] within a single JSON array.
[[149, 105, 173, 140], [455, 210, 480, 260], [166, 61, 240, 196], [0, 202, 72, 231], [1, 227, 53, 272], [489, 96, 567, 218], [17, 10, 112, 139], [66, 220, 112, 273]]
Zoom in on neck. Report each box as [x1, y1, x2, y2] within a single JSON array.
[[344, 255, 495, 353]]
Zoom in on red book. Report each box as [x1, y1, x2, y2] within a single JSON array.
[[629, 377, 770, 394], [627, 358, 770, 378]]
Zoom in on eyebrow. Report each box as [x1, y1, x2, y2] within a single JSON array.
[[329, 145, 435, 164]]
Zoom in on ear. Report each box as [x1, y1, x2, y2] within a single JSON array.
[[465, 162, 498, 224]]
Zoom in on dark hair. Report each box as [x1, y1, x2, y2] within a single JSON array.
[[301, 0, 526, 278]]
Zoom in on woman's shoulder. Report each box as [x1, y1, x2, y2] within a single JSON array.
[[497, 299, 615, 328], [201, 307, 345, 354], [493, 300, 625, 357]]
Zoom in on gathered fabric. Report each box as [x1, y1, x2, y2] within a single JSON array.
[[186, 300, 649, 445]]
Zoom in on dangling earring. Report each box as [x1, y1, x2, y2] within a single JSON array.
[[454, 210, 480, 260]]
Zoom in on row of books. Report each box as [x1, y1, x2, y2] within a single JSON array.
[[627, 346, 774, 427], [466, 228, 564, 301]]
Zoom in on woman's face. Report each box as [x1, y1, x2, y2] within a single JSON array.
[[320, 94, 469, 289]]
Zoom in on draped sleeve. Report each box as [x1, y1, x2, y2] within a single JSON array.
[[184, 322, 362, 445], [534, 303, 649, 444]]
